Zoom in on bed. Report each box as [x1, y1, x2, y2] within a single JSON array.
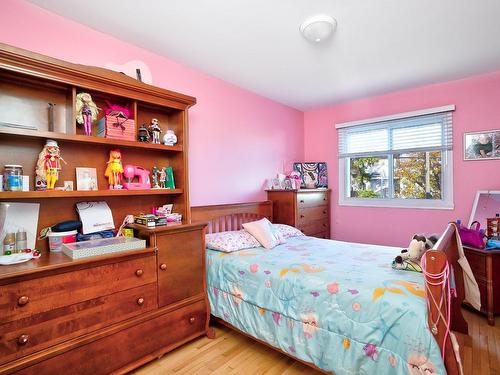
[[192, 201, 468, 375]]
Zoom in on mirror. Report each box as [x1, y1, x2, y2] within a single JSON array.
[[468, 190, 500, 238]]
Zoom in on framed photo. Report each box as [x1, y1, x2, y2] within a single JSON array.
[[76, 167, 98, 191], [63, 181, 74, 191], [464, 130, 500, 160], [293, 162, 328, 189]]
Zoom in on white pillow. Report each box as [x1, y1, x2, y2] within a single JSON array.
[[273, 224, 305, 239], [242, 218, 286, 249], [206, 230, 261, 253]]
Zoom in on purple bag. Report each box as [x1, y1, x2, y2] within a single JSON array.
[[457, 221, 486, 249]]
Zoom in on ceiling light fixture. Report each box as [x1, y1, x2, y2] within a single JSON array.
[[300, 14, 337, 43]]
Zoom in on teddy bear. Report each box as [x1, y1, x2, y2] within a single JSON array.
[[392, 234, 439, 272]]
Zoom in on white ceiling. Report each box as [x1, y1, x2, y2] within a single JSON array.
[[28, 0, 500, 110]]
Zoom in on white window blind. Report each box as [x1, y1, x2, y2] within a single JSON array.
[[338, 111, 453, 158]]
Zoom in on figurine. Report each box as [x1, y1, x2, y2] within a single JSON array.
[[151, 166, 160, 188], [35, 140, 66, 190], [149, 118, 162, 144], [159, 167, 166, 188], [75, 93, 99, 136], [104, 149, 124, 189], [163, 129, 177, 146], [138, 125, 150, 142]]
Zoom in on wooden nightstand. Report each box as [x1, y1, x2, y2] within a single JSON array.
[[463, 245, 500, 325], [266, 189, 331, 239]]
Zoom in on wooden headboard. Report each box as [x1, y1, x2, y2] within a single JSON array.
[[191, 201, 273, 233]]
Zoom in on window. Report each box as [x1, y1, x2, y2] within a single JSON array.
[[337, 106, 454, 209]]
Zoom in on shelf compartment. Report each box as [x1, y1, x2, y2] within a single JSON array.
[[0, 126, 183, 152], [0, 189, 183, 199]]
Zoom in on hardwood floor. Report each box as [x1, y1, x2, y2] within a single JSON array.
[[133, 309, 500, 375]]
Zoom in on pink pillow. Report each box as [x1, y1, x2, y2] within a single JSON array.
[[242, 218, 286, 249], [206, 230, 261, 253]]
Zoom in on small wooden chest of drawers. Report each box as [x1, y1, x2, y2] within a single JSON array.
[[266, 189, 331, 239], [463, 245, 500, 325]]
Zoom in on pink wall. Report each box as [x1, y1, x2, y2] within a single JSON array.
[[0, 0, 304, 206], [305, 72, 500, 247]]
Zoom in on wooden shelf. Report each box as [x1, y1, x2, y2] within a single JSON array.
[[0, 126, 183, 152], [0, 189, 183, 199]]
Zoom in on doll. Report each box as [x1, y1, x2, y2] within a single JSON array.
[[159, 167, 166, 188], [35, 139, 66, 190], [149, 118, 162, 144], [75, 92, 99, 136], [104, 149, 124, 189]]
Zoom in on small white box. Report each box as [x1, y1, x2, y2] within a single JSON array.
[[62, 237, 146, 259], [22, 175, 29, 191]]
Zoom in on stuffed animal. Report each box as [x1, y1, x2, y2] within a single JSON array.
[[392, 234, 439, 272]]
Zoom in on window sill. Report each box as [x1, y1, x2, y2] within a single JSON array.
[[338, 199, 454, 210]]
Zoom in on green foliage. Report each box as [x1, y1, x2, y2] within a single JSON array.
[[394, 152, 442, 199], [350, 157, 381, 198], [357, 190, 379, 198]]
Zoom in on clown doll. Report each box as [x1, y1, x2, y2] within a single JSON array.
[[104, 149, 124, 189], [35, 140, 66, 190], [75, 92, 99, 136]]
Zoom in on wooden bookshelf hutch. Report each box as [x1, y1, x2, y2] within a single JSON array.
[[0, 43, 211, 374]]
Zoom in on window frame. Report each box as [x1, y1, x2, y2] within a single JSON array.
[[337, 106, 455, 210]]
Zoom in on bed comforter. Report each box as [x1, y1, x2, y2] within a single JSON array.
[[206, 236, 445, 374]]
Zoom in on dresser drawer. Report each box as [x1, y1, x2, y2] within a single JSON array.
[[16, 300, 207, 375], [0, 254, 156, 324], [296, 192, 328, 208], [298, 219, 329, 236], [465, 251, 486, 279], [0, 283, 157, 365], [297, 206, 329, 224]]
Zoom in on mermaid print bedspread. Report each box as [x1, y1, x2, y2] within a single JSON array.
[[207, 236, 445, 374]]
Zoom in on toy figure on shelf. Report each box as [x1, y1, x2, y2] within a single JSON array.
[[149, 118, 162, 144], [151, 166, 160, 188], [35, 139, 67, 190], [75, 93, 99, 136], [104, 149, 123, 189], [159, 167, 166, 188], [163, 129, 177, 146], [138, 125, 150, 142]]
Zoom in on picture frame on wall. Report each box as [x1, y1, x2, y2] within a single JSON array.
[[293, 162, 328, 189], [464, 130, 500, 160]]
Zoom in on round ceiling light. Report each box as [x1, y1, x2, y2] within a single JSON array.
[[300, 14, 337, 43]]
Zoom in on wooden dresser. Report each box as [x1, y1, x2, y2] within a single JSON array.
[[0, 223, 210, 374], [266, 189, 331, 239], [463, 245, 500, 326]]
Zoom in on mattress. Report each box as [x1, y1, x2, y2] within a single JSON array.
[[206, 235, 445, 375]]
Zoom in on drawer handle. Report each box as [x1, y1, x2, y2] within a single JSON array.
[[18, 334, 29, 345], [18, 296, 29, 306], [323, 198, 327, 201], [135, 269, 144, 277], [299, 200, 304, 203], [136, 297, 145, 306], [189, 317, 196, 324], [160, 263, 167, 271], [300, 214, 305, 218], [323, 210, 327, 214]]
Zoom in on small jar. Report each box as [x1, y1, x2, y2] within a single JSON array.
[[3, 165, 23, 192]]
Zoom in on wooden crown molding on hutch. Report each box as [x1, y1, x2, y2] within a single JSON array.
[[0, 43, 196, 109]]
